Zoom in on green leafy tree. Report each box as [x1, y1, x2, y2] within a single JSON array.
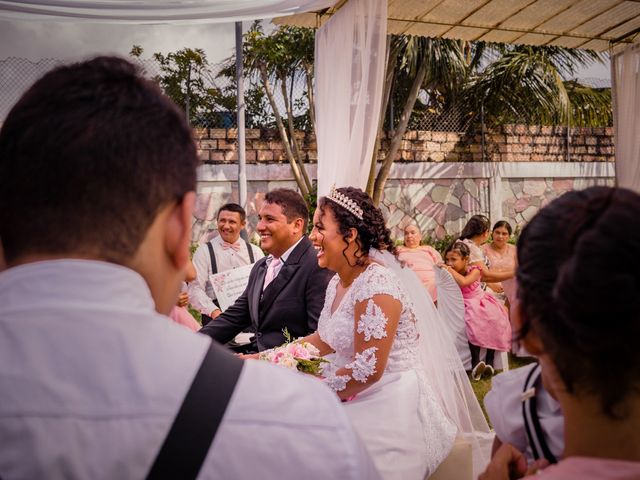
[[366, 40, 608, 205], [131, 45, 232, 127], [463, 44, 606, 126], [227, 22, 316, 199], [367, 36, 467, 205]]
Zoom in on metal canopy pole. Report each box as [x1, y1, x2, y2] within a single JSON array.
[[236, 21, 247, 210]]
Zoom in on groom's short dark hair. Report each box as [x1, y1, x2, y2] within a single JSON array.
[[0, 56, 198, 265], [264, 188, 309, 231]]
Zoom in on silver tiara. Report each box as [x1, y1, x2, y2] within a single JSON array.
[[326, 185, 364, 220]]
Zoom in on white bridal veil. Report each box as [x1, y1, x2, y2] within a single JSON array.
[[368, 249, 492, 475]]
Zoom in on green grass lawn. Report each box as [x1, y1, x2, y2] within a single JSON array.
[[470, 354, 536, 426]]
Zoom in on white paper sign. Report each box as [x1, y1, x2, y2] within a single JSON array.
[[209, 264, 254, 311]]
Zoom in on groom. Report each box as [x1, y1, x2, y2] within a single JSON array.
[[199, 188, 332, 352]]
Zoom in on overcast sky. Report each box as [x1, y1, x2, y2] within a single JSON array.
[[0, 19, 250, 119], [0, 19, 240, 63]]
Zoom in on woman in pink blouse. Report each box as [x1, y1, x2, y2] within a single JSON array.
[[397, 223, 442, 303], [482, 221, 517, 305]]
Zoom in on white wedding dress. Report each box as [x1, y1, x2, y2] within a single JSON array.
[[318, 263, 457, 479]]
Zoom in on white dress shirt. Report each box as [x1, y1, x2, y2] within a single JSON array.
[[190, 235, 264, 315], [0, 260, 380, 480]]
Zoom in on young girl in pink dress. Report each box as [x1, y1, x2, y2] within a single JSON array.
[[442, 240, 511, 380]]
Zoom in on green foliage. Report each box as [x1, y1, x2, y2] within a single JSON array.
[[295, 357, 329, 374], [464, 44, 609, 126], [129, 45, 144, 58], [131, 46, 238, 128], [224, 22, 315, 128], [150, 47, 217, 126], [216, 60, 276, 128], [566, 81, 612, 127], [305, 185, 318, 234], [422, 234, 456, 256], [220, 21, 317, 201], [188, 306, 202, 325]]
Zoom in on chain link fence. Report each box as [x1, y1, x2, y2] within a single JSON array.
[[0, 56, 309, 130], [0, 58, 65, 121], [1, 56, 611, 141]]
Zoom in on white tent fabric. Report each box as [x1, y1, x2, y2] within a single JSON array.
[[613, 43, 640, 193], [314, 0, 386, 196], [0, 0, 335, 24]]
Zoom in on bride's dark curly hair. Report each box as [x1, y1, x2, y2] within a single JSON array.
[[318, 187, 396, 266]]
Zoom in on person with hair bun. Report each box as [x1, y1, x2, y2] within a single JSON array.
[[260, 187, 490, 479], [482, 221, 517, 305], [460, 215, 515, 285], [480, 186, 640, 480]]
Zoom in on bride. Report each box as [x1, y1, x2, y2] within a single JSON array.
[[289, 186, 489, 479]]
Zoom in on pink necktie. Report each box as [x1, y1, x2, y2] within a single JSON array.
[[263, 257, 281, 291], [222, 241, 240, 252]]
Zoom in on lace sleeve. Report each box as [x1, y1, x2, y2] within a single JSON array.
[[325, 269, 402, 394], [325, 300, 386, 387], [352, 264, 404, 305]]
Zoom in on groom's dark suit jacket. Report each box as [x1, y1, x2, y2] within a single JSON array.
[[199, 236, 333, 352]]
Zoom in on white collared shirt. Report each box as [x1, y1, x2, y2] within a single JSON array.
[[190, 235, 264, 315], [0, 260, 379, 480], [485, 363, 564, 464]]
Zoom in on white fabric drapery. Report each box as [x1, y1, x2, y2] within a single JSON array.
[[314, 0, 386, 196], [0, 0, 335, 24], [369, 249, 492, 478], [612, 43, 640, 193]]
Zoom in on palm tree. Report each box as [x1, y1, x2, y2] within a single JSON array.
[[367, 35, 468, 205], [464, 44, 606, 126], [239, 22, 315, 199], [366, 41, 607, 205]]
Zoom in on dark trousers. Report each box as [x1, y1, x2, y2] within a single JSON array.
[[201, 313, 257, 354], [469, 342, 495, 367]]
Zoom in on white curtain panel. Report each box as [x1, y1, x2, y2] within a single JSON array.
[[0, 0, 335, 23], [314, 0, 387, 197], [613, 43, 640, 193]]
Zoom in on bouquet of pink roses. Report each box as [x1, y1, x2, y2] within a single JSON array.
[[258, 329, 327, 375]]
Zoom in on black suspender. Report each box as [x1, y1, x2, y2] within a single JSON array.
[[207, 240, 255, 274], [522, 363, 558, 465], [146, 341, 244, 479], [206, 242, 218, 275], [245, 241, 255, 263]]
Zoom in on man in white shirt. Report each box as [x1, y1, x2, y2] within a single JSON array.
[[190, 203, 264, 326], [0, 56, 379, 480]]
